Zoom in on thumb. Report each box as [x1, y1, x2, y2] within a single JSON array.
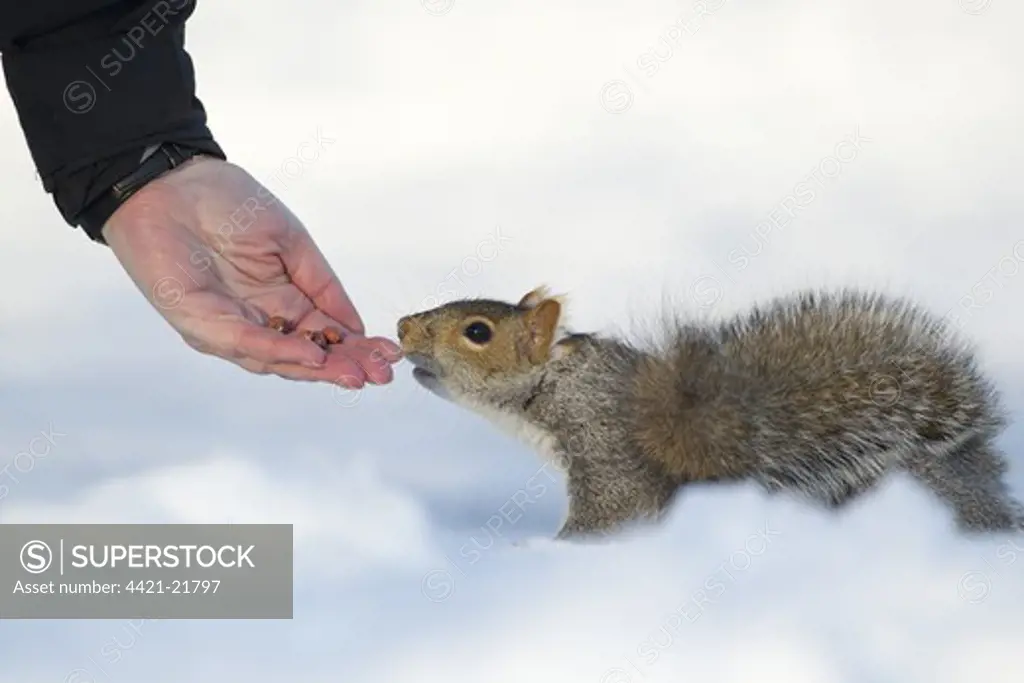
[[279, 231, 365, 334]]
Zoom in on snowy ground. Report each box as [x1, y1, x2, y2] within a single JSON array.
[[1, 1, 1022, 681]]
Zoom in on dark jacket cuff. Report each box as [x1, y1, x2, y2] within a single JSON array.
[[0, 0, 226, 233]]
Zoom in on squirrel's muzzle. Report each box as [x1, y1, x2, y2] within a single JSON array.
[[397, 315, 413, 341], [397, 313, 431, 355]]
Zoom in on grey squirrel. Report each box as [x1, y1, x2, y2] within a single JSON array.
[[396, 285, 1023, 539]]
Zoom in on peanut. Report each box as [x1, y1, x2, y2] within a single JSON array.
[[267, 315, 344, 351], [300, 329, 330, 350], [266, 315, 292, 334]]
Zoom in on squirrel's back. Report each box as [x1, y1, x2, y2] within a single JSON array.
[[629, 288, 1008, 498]]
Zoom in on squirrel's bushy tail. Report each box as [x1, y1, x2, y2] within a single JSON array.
[[903, 433, 1024, 534]]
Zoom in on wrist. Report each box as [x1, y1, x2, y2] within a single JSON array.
[[1, 0, 224, 241], [81, 140, 222, 245]]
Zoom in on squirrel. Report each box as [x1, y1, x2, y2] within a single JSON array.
[[396, 285, 1023, 540]]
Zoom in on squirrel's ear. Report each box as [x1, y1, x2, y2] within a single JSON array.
[[517, 285, 551, 309], [523, 298, 562, 363]]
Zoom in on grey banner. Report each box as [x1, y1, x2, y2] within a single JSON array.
[[0, 524, 292, 619]]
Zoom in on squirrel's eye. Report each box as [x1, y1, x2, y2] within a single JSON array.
[[463, 321, 493, 345]]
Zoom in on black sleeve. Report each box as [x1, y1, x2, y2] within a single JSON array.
[[0, 0, 226, 240]]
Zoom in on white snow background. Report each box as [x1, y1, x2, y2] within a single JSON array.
[[1, 1, 1022, 681]]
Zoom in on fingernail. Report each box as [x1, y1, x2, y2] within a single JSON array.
[[336, 374, 364, 389], [302, 353, 327, 369], [381, 339, 402, 357]]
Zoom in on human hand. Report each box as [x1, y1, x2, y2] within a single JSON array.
[[102, 156, 401, 388]]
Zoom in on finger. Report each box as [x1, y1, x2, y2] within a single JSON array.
[[276, 351, 373, 388], [225, 320, 329, 369], [168, 293, 327, 368], [232, 359, 366, 388], [311, 340, 391, 386], [368, 335, 404, 362], [275, 339, 400, 386], [235, 354, 370, 388], [227, 329, 386, 387], [339, 336, 403, 384], [291, 312, 403, 382], [301, 345, 373, 387], [297, 310, 402, 366], [279, 231, 365, 334]]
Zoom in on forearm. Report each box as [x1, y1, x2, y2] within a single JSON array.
[[0, 0, 226, 241]]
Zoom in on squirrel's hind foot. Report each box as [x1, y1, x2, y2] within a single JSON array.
[[902, 434, 1024, 535]]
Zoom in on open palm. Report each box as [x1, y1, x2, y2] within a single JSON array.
[[102, 156, 400, 388]]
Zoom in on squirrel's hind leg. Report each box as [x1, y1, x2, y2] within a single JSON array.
[[903, 434, 1024, 534]]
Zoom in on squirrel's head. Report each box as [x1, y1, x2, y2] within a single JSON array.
[[396, 285, 573, 405]]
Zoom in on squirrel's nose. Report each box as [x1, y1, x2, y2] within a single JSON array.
[[397, 316, 412, 341]]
